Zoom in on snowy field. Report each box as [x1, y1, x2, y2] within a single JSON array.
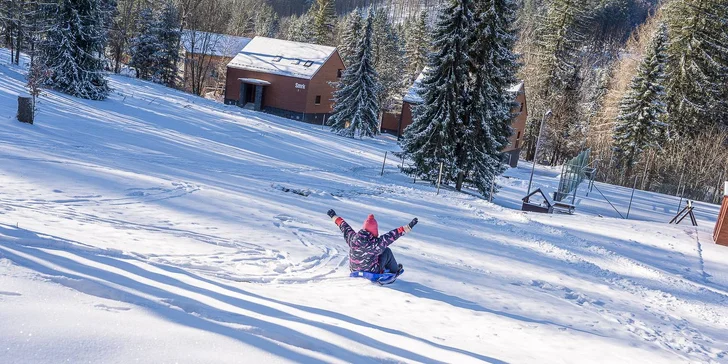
[[1, 49, 727, 363]]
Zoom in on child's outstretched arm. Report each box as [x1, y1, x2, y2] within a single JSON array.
[[374, 218, 418, 254], [328, 209, 356, 246]]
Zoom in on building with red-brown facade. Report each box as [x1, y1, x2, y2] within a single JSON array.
[[224, 37, 345, 124], [383, 72, 528, 168], [181, 31, 251, 96]]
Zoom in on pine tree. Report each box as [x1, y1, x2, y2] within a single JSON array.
[[38, 0, 111, 100], [328, 8, 381, 138], [404, 11, 430, 83], [129, 7, 159, 80], [312, 0, 336, 45], [664, 0, 728, 137], [155, 1, 181, 87], [400, 0, 473, 183], [284, 11, 316, 43], [613, 23, 668, 174], [463, 0, 521, 197], [253, 4, 279, 37], [338, 9, 362, 66], [370, 9, 406, 113]]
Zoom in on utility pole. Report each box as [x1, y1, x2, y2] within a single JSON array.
[[526, 110, 552, 199]]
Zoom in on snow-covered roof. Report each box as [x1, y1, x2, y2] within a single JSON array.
[[226, 37, 338, 80], [239, 78, 271, 86], [182, 31, 251, 58], [508, 81, 525, 93], [403, 70, 525, 105]]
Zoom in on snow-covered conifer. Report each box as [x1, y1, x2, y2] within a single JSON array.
[[155, 1, 181, 87], [312, 0, 336, 45], [37, 0, 110, 100], [665, 0, 728, 137], [328, 8, 381, 138], [371, 9, 405, 112], [400, 0, 473, 183], [129, 7, 159, 80], [404, 11, 430, 83], [338, 9, 362, 66], [463, 0, 520, 196], [613, 23, 668, 172]]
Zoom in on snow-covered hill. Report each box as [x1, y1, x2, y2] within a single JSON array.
[[1, 50, 727, 363]]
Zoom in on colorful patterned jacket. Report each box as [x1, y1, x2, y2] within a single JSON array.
[[331, 215, 412, 273]]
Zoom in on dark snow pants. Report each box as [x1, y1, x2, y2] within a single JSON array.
[[378, 247, 399, 273]]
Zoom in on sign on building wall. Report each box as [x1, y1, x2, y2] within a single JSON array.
[[295, 83, 306, 90]]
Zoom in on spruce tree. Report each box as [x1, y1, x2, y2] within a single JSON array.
[[665, 0, 728, 137], [371, 9, 406, 112], [129, 7, 158, 80], [404, 11, 430, 83], [155, 1, 181, 87], [38, 0, 110, 100], [312, 0, 336, 45], [338, 9, 362, 66], [328, 8, 381, 138], [285, 11, 316, 43], [463, 0, 520, 196], [400, 0, 473, 183], [613, 23, 668, 173]]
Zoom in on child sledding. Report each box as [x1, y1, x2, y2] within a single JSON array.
[[327, 209, 417, 284]]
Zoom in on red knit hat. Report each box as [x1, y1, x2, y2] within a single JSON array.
[[362, 214, 378, 237]]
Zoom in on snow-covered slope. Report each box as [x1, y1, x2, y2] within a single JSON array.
[[1, 49, 727, 363]]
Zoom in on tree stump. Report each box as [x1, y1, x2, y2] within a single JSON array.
[[17, 96, 34, 124]]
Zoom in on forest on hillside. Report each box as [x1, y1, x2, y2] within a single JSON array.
[[1, 0, 727, 203]]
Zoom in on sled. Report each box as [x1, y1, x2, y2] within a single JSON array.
[[350, 269, 404, 285]]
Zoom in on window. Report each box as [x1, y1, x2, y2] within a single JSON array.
[[315, 95, 321, 105], [304, 61, 314, 67], [519, 103, 524, 112], [272, 56, 282, 62], [337, 69, 343, 78]]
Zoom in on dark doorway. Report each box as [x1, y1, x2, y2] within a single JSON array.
[[246, 84, 255, 103]]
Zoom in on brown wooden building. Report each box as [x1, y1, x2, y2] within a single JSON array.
[[181, 31, 251, 96], [224, 37, 345, 124], [383, 73, 528, 168]]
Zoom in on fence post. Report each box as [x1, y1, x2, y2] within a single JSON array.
[[626, 175, 638, 219], [436, 162, 444, 195], [489, 176, 495, 203], [380, 151, 388, 176], [321, 114, 327, 130]]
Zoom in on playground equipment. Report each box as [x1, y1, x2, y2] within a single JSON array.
[[670, 201, 698, 226], [521, 188, 554, 213], [522, 148, 623, 216], [552, 150, 597, 214]]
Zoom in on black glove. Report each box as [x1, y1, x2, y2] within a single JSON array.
[[408, 218, 418, 229], [327, 209, 336, 218]]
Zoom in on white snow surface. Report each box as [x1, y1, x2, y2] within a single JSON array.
[[1, 49, 727, 363], [227, 37, 338, 80]]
